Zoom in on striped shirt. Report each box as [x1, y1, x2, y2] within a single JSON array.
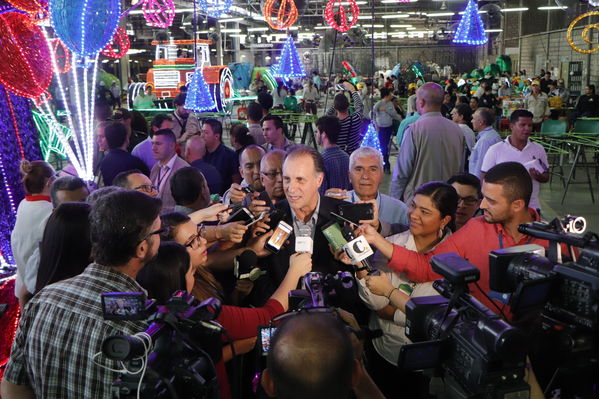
[[319, 146, 351, 195], [327, 91, 364, 154], [4, 263, 148, 398]]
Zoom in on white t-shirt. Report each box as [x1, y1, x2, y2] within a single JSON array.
[[10, 197, 53, 296], [481, 136, 548, 210], [357, 230, 446, 365]]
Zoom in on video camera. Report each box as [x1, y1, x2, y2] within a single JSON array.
[[100, 291, 223, 399], [488, 217, 599, 396], [398, 253, 530, 399], [289, 271, 357, 310]]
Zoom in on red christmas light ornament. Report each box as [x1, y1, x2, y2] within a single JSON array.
[[341, 60, 357, 77], [263, 0, 298, 30], [142, 0, 176, 29], [101, 28, 130, 59], [5, 0, 47, 17], [325, 0, 359, 33], [51, 39, 72, 73], [0, 12, 52, 100]]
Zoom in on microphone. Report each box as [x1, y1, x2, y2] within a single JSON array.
[[295, 225, 313, 254], [234, 249, 265, 281], [340, 226, 375, 273]]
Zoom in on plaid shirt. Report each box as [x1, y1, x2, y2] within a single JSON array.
[[4, 263, 148, 398]]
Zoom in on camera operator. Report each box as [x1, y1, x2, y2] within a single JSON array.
[[261, 312, 384, 399], [357, 162, 569, 316], [250, 146, 349, 304], [1, 190, 162, 398]]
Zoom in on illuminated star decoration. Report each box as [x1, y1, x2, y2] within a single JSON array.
[[31, 108, 73, 162], [142, 0, 175, 28], [359, 123, 384, 164], [324, 0, 359, 32], [453, 0, 487, 46], [197, 0, 232, 19], [270, 36, 306, 79], [185, 68, 216, 112]]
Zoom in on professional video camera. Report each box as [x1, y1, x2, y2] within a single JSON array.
[[488, 216, 599, 396], [100, 291, 223, 399], [398, 253, 529, 399], [289, 271, 357, 310]]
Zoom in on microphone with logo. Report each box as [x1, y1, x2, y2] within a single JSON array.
[[340, 226, 377, 274], [234, 249, 265, 281]]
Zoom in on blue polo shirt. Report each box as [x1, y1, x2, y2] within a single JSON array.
[[203, 143, 239, 194], [190, 159, 223, 195], [99, 149, 149, 186]]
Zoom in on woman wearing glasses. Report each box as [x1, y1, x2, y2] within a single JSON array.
[[353, 182, 458, 398], [138, 215, 312, 399]]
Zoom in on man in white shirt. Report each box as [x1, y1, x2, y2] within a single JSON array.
[[481, 109, 549, 211], [149, 129, 190, 212]]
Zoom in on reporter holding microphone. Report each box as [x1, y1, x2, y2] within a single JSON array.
[[354, 182, 458, 399]]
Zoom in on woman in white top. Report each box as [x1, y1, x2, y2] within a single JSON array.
[[271, 82, 288, 109], [10, 160, 56, 308], [356, 181, 459, 398], [451, 103, 476, 169]]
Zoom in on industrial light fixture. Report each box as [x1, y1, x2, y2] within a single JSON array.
[[501, 7, 529, 12], [538, 6, 567, 10], [381, 14, 410, 18]]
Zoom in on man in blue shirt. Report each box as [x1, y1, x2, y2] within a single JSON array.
[[468, 107, 502, 178], [325, 146, 409, 226], [316, 116, 351, 195], [99, 122, 149, 186], [202, 119, 241, 194]]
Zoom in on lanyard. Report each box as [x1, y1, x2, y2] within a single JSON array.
[[498, 233, 532, 249]]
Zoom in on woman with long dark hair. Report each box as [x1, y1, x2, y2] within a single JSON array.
[[451, 103, 476, 166], [36, 202, 92, 293], [136, 226, 312, 399], [354, 182, 459, 398]]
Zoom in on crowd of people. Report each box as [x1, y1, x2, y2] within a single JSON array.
[[3, 66, 593, 399]]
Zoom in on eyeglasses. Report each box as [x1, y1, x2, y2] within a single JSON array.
[[457, 196, 480, 206], [261, 170, 283, 179], [134, 184, 159, 194], [137, 226, 169, 245], [185, 224, 206, 249]]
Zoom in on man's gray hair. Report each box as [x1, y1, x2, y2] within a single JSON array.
[[349, 146, 384, 169]]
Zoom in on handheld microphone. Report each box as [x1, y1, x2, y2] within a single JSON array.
[[295, 225, 313, 254], [234, 249, 265, 281], [340, 226, 375, 273]]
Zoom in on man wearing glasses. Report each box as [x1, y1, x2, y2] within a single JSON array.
[[447, 173, 482, 231], [2, 191, 163, 398], [245, 150, 286, 214], [224, 145, 266, 205], [113, 169, 159, 198]]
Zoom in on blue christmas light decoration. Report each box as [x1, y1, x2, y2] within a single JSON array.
[[185, 68, 216, 112], [0, 84, 42, 266], [359, 123, 384, 163], [453, 0, 487, 46], [49, 0, 121, 58], [197, 0, 232, 19], [270, 36, 306, 79]]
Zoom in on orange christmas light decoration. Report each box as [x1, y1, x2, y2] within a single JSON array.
[[263, 0, 298, 30]]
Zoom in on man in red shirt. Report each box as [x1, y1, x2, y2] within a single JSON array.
[[360, 162, 554, 315]]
